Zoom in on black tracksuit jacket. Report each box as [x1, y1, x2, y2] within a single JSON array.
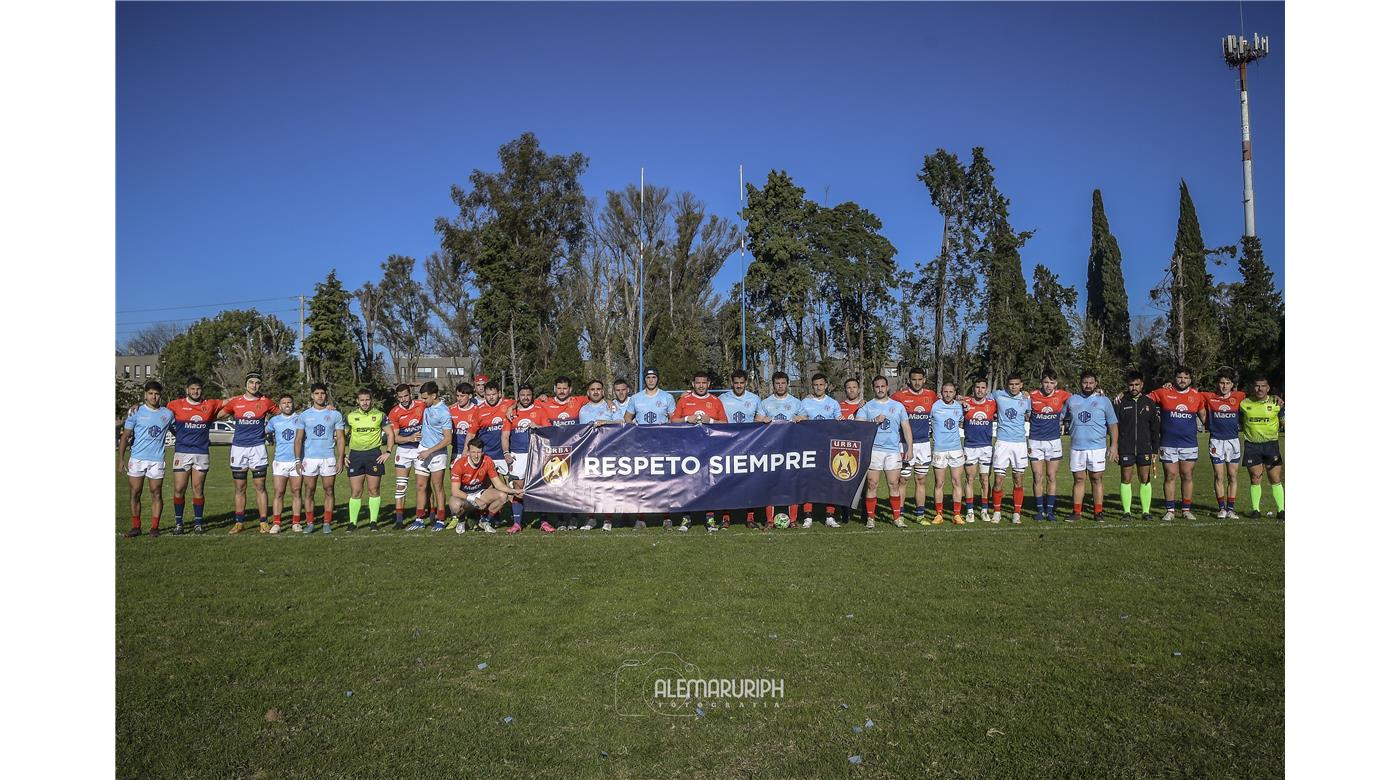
[[1113, 394, 1161, 456]]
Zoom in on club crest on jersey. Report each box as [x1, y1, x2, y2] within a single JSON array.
[[146, 425, 161, 437], [878, 419, 890, 431], [313, 424, 326, 437], [1078, 411, 1091, 423], [541, 444, 572, 486], [1004, 409, 1019, 420], [733, 412, 747, 422], [644, 412, 658, 424], [830, 439, 861, 481], [943, 418, 957, 430], [281, 429, 295, 441]]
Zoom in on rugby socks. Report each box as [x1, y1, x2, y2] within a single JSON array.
[[1074, 502, 1082, 515], [416, 507, 427, 520], [1165, 499, 1177, 513], [193, 497, 205, 524], [1094, 502, 1103, 514], [234, 511, 245, 526], [865, 497, 878, 518], [913, 504, 926, 519], [173, 497, 185, 524], [1121, 483, 1133, 514], [1250, 484, 1262, 511], [436, 508, 447, 522], [1227, 494, 1236, 512], [304, 510, 314, 526], [953, 500, 962, 516], [131, 514, 141, 531], [1182, 499, 1193, 513], [348, 498, 362, 526], [1217, 494, 1227, 512], [1012, 487, 1024, 513], [511, 498, 523, 525], [1139, 484, 1152, 514], [322, 510, 333, 528], [1271, 485, 1285, 511], [993, 489, 1004, 511], [1046, 493, 1057, 516], [935, 500, 944, 516], [368, 497, 382, 524], [1035, 494, 1046, 514], [890, 495, 903, 520]]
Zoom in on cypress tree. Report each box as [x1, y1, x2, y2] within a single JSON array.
[[1085, 190, 1132, 364], [1225, 235, 1284, 381], [303, 270, 360, 405], [1166, 181, 1221, 375]]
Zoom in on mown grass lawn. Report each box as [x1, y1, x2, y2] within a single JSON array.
[[115, 434, 1283, 778]]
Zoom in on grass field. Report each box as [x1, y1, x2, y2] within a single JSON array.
[[115, 434, 1283, 778]]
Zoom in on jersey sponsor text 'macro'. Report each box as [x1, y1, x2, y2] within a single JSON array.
[[166, 397, 223, 455], [539, 395, 588, 428], [962, 397, 998, 448], [1205, 391, 1246, 440], [891, 387, 936, 443], [221, 396, 278, 447], [1148, 386, 1204, 448], [388, 399, 426, 449], [468, 399, 515, 459], [504, 402, 553, 454], [1028, 389, 1071, 442]]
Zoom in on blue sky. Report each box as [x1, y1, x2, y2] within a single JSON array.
[[116, 1, 1284, 345]]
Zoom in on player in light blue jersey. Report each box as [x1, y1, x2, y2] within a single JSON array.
[[295, 383, 347, 534], [856, 376, 914, 529], [717, 369, 763, 529], [1065, 371, 1119, 522], [411, 381, 454, 531], [757, 372, 804, 527], [624, 368, 676, 426], [928, 383, 967, 524], [797, 373, 844, 528], [266, 394, 302, 533], [118, 380, 175, 537], [577, 378, 627, 531], [989, 374, 1032, 524]]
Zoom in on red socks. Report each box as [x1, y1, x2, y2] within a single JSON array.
[[935, 502, 944, 514], [890, 496, 903, 519], [1013, 487, 1024, 512], [1094, 503, 1103, 514], [1074, 503, 1083, 514], [865, 498, 877, 518], [953, 501, 962, 515], [131, 515, 140, 530], [324, 510, 334, 525], [993, 489, 1004, 510]]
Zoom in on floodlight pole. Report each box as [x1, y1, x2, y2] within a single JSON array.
[[1222, 33, 1269, 237], [739, 164, 747, 371], [637, 167, 645, 390]]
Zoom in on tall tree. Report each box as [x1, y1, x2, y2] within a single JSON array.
[[353, 282, 388, 390], [302, 270, 360, 404], [1162, 181, 1221, 375], [915, 150, 973, 387], [159, 310, 301, 398], [436, 132, 589, 390], [742, 170, 818, 376], [965, 148, 1033, 387], [1025, 265, 1077, 378], [422, 249, 475, 370], [811, 201, 899, 385], [119, 322, 184, 356], [372, 255, 432, 385], [1085, 189, 1133, 365], [1222, 235, 1284, 381]]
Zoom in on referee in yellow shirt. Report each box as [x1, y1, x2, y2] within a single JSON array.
[[1239, 375, 1284, 519]]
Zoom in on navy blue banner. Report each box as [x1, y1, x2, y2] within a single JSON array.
[[522, 421, 876, 515]]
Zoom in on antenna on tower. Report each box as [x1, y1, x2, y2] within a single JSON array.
[[1222, 31, 1270, 237]]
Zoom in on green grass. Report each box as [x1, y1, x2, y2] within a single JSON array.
[[116, 435, 1283, 778]]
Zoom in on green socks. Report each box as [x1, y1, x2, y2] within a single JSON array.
[[1120, 483, 1133, 514], [1139, 483, 1152, 514], [1251, 484, 1263, 511], [1271, 484, 1284, 512], [349, 498, 362, 526], [368, 496, 382, 524]]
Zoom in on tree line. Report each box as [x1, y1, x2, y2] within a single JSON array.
[[119, 131, 1284, 413]]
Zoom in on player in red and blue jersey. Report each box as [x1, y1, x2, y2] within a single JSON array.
[[539, 376, 589, 530], [960, 380, 998, 523], [165, 376, 223, 534], [217, 372, 279, 534], [891, 368, 936, 523], [450, 382, 477, 463], [1204, 368, 1247, 519], [502, 384, 555, 534], [1148, 367, 1206, 521], [1028, 371, 1071, 521], [386, 383, 426, 529]]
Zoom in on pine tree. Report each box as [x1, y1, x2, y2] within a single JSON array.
[[1027, 265, 1077, 378], [1085, 190, 1132, 365], [303, 270, 360, 405], [1165, 181, 1221, 375], [1224, 235, 1284, 381]]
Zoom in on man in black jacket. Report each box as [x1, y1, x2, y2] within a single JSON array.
[[1113, 371, 1161, 519]]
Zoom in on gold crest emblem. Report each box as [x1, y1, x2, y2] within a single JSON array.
[[829, 438, 862, 481], [542, 456, 570, 485]]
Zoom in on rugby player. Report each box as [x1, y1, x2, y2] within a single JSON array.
[[118, 380, 175, 537], [502, 384, 555, 534], [1148, 367, 1205, 521], [672, 371, 728, 532], [960, 379, 997, 523], [1065, 371, 1119, 522], [540, 376, 588, 530], [837, 378, 866, 526], [295, 383, 346, 534], [451, 380, 477, 456], [344, 388, 391, 530], [989, 375, 1030, 524], [891, 368, 936, 523], [1028, 371, 1071, 522], [166, 376, 222, 534], [757, 371, 802, 529], [624, 368, 676, 529], [1240, 376, 1284, 519], [218, 372, 279, 534], [410, 381, 453, 531], [718, 369, 762, 529], [929, 381, 967, 524], [471, 374, 490, 405], [450, 438, 523, 535], [1113, 371, 1160, 520], [798, 373, 842, 529], [386, 383, 426, 529], [856, 376, 913, 528], [1204, 369, 1246, 519], [578, 379, 624, 531], [265, 394, 301, 533]]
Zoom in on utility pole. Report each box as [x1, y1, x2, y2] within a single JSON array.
[[298, 294, 306, 380], [1222, 32, 1269, 237], [636, 167, 646, 391], [739, 164, 747, 371], [1172, 253, 1185, 365]]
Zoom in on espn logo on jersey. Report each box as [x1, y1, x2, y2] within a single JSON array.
[[830, 439, 861, 481]]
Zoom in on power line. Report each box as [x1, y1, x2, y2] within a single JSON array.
[[115, 296, 298, 315], [115, 308, 300, 329]]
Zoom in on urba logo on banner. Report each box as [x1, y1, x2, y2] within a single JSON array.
[[542, 444, 573, 486], [829, 439, 861, 481]]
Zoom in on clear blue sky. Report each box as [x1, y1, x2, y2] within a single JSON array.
[[116, 1, 1284, 345]]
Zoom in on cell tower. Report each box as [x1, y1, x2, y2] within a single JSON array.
[[1222, 33, 1269, 237]]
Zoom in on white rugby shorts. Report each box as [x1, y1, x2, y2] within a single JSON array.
[[127, 458, 165, 480], [230, 445, 268, 470], [869, 450, 904, 472], [964, 445, 993, 467], [172, 452, 210, 472], [271, 460, 300, 478], [1029, 439, 1063, 462], [1069, 448, 1107, 473], [993, 441, 1028, 473], [1159, 446, 1199, 463], [932, 449, 966, 470], [1208, 438, 1241, 465], [414, 451, 449, 475], [301, 457, 338, 477], [394, 446, 420, 470]]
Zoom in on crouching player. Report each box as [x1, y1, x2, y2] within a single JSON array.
[[451, 438, 523, 534]]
